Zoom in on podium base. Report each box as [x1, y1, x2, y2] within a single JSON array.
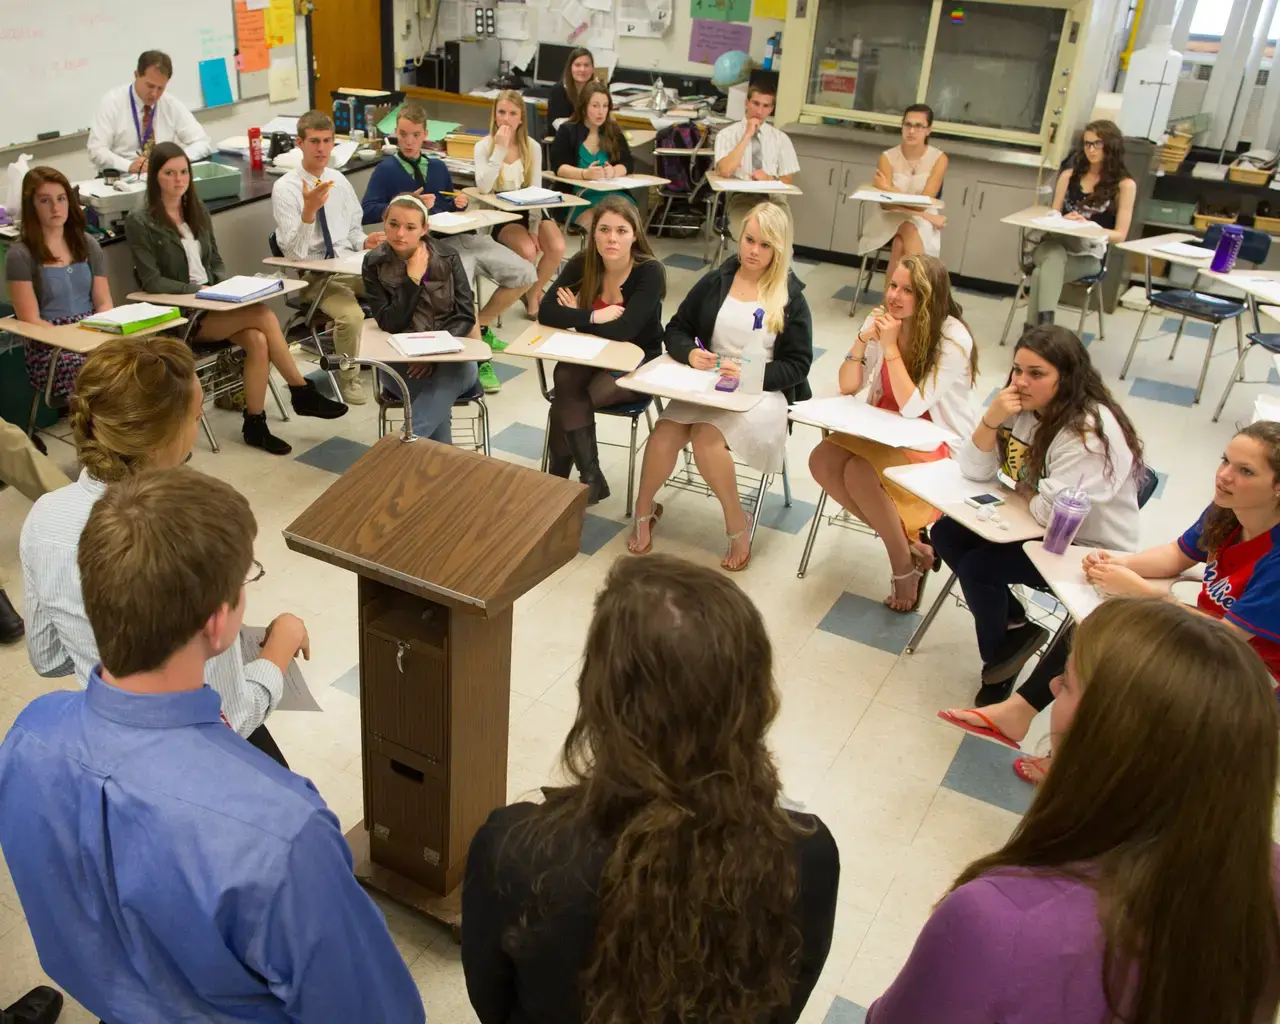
[[345, 820, 462, 941]]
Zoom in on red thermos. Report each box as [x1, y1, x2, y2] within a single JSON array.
[[248, 126, 263, 170]]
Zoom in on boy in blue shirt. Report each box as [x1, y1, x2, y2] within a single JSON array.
[[363, 104, 536, 394]]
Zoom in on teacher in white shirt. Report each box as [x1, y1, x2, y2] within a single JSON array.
[[88, 50, 212, 174]]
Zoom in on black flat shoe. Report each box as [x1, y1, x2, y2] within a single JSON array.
[[974, 678, 1015, 708], [242, 412, 293, 456], [3, 985, 62, 1024], [981, 622, 1050, 687], [0, 589, 24, 645], [289, 381, 349, 419]]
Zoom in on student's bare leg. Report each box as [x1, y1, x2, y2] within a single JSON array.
[[629, 419, 691, 553], [199, 309, 269, 414], [689, 422, 749, 569]]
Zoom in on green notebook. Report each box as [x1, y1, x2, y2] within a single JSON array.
[[81, 304, 182, 335]]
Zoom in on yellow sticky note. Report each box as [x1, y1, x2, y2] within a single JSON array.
[[265, 0, 296, 47], [753, 0, 786, 17], [268, 59, 300, 102]]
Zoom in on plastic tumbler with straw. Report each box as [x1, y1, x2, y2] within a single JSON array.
[[1043, 478, 1092, 554]]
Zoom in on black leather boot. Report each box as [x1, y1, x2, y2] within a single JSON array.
[[564, 425, 610, 504], [242, 411, 292, 456], [0, 589, 23, 645], [547, 425, 573, 478]]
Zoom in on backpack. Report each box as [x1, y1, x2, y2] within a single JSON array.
[[654, 122, 711, 195]]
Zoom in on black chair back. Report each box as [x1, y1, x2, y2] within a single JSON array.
[[1202, 223, 1271, 266], [1136, 464, 1160, 509], [268, 232, 284, 258]]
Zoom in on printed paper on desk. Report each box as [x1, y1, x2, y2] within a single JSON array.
[[789, 396, 958, 450], [724, 178, 790, 191], [639, 361, 719, 392], [240, 627, 321, 713], [1029, 213, 1097, 232], [538, 333, 609, 359], [390, 332, 467, 357], [598, 175, 651, 188], [849, 189, 932, 206]]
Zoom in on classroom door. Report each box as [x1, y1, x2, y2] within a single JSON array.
[[310, 0, 383, 110]]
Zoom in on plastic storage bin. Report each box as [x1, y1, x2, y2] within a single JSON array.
[[191, 162, 243, 203]]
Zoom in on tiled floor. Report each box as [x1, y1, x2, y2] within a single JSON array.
[[0, 234, 1268, 1022]]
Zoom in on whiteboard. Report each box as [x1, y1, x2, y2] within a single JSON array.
[[0, 1, 237, 148]]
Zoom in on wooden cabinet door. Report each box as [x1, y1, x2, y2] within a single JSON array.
[[960, 181, 1034, 285], [830, 159, 882, 257], [311, 0, 384, 109], [789, 156, 841, 252]]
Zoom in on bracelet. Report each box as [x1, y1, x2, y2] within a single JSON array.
[[844, 353, 864, 364], [884, 352, 902, 362], [980, 415, 1000, 430]]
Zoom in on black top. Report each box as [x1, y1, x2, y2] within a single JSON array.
[[461, 801, 840, 1024], [547, 80, 576, 124], [537, 254, 666, 361], [549, 121, 635, 177], [1064, 174, 1126, 231], [664, 256, 815, 403]]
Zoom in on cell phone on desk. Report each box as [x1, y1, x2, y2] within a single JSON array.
[[964, 493, 1005, 509], [715, 376, 739, 392]]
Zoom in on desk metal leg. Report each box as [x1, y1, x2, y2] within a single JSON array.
[[905, 569, 957, 654], [27, 348, 61, 438], [1120, 307, 1151, 380], [797, 489, 828, 578]]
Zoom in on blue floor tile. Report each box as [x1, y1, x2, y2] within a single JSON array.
[[984, 386, 1000, 407], [1080, 330, 1096, 348], [491, 422, 547, 460], [580, 513, 626, 555], [833, 284, 882, 306], [1128, 377, 1198, 407], [294, 436, 371, 475], [304, 368, 339, 400], [662, 252, 709, 271], [757, 493, 819, 535], [812, 346, 828, 361], [488, 358, 527, 383], [941, 734, 1033, 815], [331, 664, 360, 697], [823, 996, 869, 1024], [1269, 367, 1280, 385], [817, 591, 921, 655], [1159, 317, 1212, 339]]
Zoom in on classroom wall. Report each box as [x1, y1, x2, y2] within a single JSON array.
[[0, 16, 312, 187]]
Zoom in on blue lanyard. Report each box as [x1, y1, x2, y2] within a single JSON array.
[[129, 90, 155, 152]]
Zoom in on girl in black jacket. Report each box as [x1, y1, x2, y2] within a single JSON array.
[[630, 201, 813, 570], [537, 195, 665, 504]]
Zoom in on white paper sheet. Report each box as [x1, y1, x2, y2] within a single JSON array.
[[561, 0, 590, 29], [1154, 241, 1213, 260], [333, 252, 367, 275], [537, 333, 608, 359], [427, 211, 473, 228], [789, 396, 958, 450], [390, 331, 466, 357], [722, 178, 790, 192], [849, 188, 932, 206], [498, 186, 563, 204], [240, 626, 321, 712], [596, 175, 650, 188], [585, 0, 614, 10], [260, 114, 305, 136], [1029, 213, 1098, 233], [329, 140, 359, 168], [637, 361, 719, 393], [82, 302, 178, 325]]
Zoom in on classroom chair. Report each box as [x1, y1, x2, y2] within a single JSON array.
[[1120, 225, 1270, 404], [646, 128, 714, 243], [902, 464, 1161, 658], [192, 341, 291, 454], [795, 429, 880, 578], [660, 446, 792, 547], [267, 232, 350, 400], [1211, 306, 1280, 422], [999, 269, 1106, 345], [376, 380, 491, 455]]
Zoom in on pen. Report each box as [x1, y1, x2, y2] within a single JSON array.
[[880, 193, 895, 202], [438, 191, 458, 196], [529, 334, 543, 346]]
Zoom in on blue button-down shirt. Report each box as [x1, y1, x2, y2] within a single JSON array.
[[0, 668, 425, 1024]]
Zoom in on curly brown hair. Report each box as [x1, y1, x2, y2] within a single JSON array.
[[1199, 421, 1280, 554], [1070, 119, 1130, 210], [898, 253, 977, 391], [511, 554, 807, 1024], [571, 80, 625, 164]]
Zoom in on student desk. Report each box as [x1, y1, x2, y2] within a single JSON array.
[[127, 279, 309, 343], [1001, 205, 1109, 241], [462, 186, 591, 215], [541, 172, 671, 192], [706, 170, 804, 198], [0, 315, 189, 438], [1022, 541, 1201, 623], [359, 321, 492, 364], [884, 459, 1042, 655], [505, 321, 644, 375], [617, 354, 762, 413]]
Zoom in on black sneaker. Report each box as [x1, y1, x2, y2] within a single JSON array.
[[980, 622, 1050, 687], [0, 589, 23, 645], [3, 985, 63, 1024], [242, 412, 293, 456], [289, 381, 349, 419]]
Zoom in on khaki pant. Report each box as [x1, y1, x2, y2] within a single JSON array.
[[302, 272, 365, 380], [0, 418, 73, 586], [726, 193, 791, 241]]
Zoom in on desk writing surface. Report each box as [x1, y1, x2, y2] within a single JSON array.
[[850, 183, 942, 209], [1114, 232, 1199, 262], [0, 316, 189, 352], [705, 171, 804, 196], [541, 172, 671, 192], [1001, 205, 1110, 240], [618, 354, 762, 413], [463, 186, 590, 213], [505, 322, 644, 373], [1022, 541, 1200, 623], [359, 321, 492, 364], [127, 278, 308, 312], [884, 460, 1043, 544], [1199, 268, 1280, 304], [263, 255, 368, 276]]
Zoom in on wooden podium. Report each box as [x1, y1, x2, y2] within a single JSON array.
[[284, 436, 586, 929]]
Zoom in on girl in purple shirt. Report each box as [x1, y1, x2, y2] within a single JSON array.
[[869, 597, 1280, 1024]]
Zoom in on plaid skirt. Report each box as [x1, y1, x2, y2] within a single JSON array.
[[26, 313, 89, 401]]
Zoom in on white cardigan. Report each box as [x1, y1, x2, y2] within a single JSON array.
[[856, 313, 979, 450], [472, 135, 544, 228]]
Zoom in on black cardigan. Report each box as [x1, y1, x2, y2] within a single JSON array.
[[537, 254, 665, 361], [547, 80, 575, 124], [549, 121, 634, 177], [461, 801, 840, 1024], [664, 257, 814, 403]]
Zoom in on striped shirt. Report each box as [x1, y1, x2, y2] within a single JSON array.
[[713, 120, 800, 180], [19, 470, 282, 736]]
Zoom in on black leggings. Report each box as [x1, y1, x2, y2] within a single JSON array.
[[548, 363, 641, 454]]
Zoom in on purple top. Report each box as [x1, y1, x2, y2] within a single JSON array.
[[867, 851, 1280, 1023]]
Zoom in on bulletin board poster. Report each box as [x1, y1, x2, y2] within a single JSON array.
[[688, 19, 751, 63], [235, 0, 296, 99]]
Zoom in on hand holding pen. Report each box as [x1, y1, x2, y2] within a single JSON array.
[[688, 337, 719, 371]]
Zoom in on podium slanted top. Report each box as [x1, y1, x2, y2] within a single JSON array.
[[283, 437, 587, 615]]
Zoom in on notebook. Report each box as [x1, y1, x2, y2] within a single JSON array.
[[389, 332, 466, 357], [196, 276, 285, 303], [80, 303, 181, 334], [497, 186, 564, 206]]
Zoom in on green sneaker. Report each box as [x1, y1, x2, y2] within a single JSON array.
[[482, 326, 508, 353], [477, 360, 501, 394]]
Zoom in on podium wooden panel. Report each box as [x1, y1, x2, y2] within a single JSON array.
[[284, 437, 586, 926]]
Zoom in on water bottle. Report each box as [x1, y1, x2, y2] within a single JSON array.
[[1043, 485, 1092, 555], [248, 127, 263, 171], [1209, 224, 1244, 273], [739, 308, 767, 395]]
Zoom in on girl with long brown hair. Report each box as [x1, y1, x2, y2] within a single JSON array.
[[871, 597, 1280, 1024], [126, 142, 348, 456], [537, 195, 665, 504], [473, 90, 566, 314], [462, 554, 839, 1024], [549, 46, 596, 123], [810, 253, 977, 610], [549, 80, 635, 230], [6, 166, 113, 401], [1020, 119, 1135, 331], [931, 324, 1144, 706]]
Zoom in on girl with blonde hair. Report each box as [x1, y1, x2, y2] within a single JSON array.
[[473, 90, 566, 314], [631, 202, 813, 570], [810, 253, 978, 611]]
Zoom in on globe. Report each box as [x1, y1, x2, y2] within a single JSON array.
[[711, 50, 752, 93]]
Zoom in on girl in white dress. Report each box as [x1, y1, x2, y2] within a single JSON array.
[[858, 104, 948, 289], [472, 90, 565, 314], [629, 202, 814, 571]]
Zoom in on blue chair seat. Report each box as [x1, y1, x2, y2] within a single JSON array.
[[1149, 289, 1245, 322], [1075, 270, 1104, 286], [455, 381, 485, 404], [1246, 333, 1280, 353], [544, 387, 652, 418]]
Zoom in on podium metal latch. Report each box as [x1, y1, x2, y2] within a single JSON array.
[[396, 641, 410, 673]]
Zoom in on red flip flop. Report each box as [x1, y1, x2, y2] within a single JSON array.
[[1013, 755, 1049, 786], [936, 708, 1022, 750]]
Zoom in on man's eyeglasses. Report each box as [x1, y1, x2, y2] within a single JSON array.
[[245, 559, 266, 585], [903, 122, 929, 131]]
